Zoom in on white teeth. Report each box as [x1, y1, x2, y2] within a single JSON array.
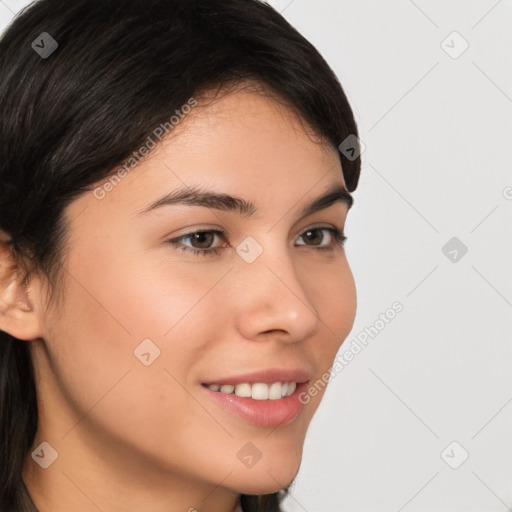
[[219, 384, 235, 394], [234, 383, 252, 398], [209, 381, 298, 400], [252, 383, 268, 400], [268, 382, 282, 400]]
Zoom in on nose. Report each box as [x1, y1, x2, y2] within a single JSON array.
[[231, 240, 320, 343]]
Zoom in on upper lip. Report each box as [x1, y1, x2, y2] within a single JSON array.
[[201, 367, 312, 386]]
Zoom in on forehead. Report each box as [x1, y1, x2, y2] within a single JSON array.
[[137, 87, 344, 186], [69, 87, 347, 223], [182, 84, 333, 149]]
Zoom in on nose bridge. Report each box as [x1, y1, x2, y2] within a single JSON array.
[[231, 234, 320, 342]]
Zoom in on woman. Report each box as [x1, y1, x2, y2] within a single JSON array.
[[0, 0, 362, 510]]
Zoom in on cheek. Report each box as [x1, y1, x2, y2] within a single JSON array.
[[299, 258, 357, 402], [43, 243, 213, 436], [302, 255, 357, 344], [324, 262, 356, 329], [41, 256, 244, 481]]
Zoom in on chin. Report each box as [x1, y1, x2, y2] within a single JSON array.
[[228, 451, 302, 495]]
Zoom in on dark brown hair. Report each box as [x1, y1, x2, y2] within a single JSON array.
[[0, 1, 361, 510]]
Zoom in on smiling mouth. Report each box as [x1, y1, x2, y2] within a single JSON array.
[[201, 381, 300, 400]]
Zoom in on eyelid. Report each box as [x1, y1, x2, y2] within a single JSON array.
[[166, 223, 223, 239], [166, 223, 346, 256], [168, 220, 344, 241]]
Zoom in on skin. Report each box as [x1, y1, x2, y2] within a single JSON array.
[[0, 85, 357, 512]]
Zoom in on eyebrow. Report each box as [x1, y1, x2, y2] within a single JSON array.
[[137, 183, 353, 218]]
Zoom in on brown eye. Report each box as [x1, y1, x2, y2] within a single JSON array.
[[188, 232, 216, 249], [301, 229, 325, 246], [296, 227, 346, 249], [167, 229, 227, 257]]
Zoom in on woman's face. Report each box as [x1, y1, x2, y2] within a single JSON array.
[[26, 87, 356, 506]]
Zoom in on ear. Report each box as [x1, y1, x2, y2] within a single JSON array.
[[0, 233, 43, 341]]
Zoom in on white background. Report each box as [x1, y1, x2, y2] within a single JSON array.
[[1, 1, 511, 511]]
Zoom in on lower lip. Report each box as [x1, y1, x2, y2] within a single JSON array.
[[200, 383, 307, 427]]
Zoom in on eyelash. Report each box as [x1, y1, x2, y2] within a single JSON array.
[[167, 227, 347, 257]]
